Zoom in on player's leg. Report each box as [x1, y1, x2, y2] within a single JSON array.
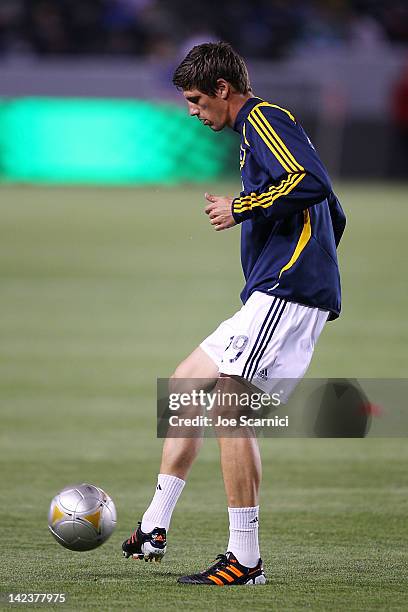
[[213, 300, 328, 577], [177, 374, 266, 585], [213, 299, 328, 573], [140, 347, 218, 534], [159, 346, 219, 479], [216, 377, 262, 563], [177, 293, 329, 584], [122, 346, 219, 561]]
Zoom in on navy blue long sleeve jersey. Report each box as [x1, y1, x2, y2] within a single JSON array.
[[232, 97, 346, 320]]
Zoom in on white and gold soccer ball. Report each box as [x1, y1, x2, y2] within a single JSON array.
[[48, 483, 117, 551]]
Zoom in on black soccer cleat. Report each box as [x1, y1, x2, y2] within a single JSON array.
[[122, 522, 167, 562], [177, 551, 266, 585]]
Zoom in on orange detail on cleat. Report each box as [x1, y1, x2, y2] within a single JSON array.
[[227, 565, 243, 577], [208, 575, 224, 586], [217, 570, 234, 583]]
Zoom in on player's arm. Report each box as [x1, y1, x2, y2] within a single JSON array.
[[232, 105, 332, 224]]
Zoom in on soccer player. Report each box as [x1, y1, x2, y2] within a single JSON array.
[[122, 42, 346, 585]]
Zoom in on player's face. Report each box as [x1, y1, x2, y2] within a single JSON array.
[[183, 89, 228, 132]]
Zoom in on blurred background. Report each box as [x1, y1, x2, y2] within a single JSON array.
[[1, 3, 408, 608], [0, 0, 407, 181]]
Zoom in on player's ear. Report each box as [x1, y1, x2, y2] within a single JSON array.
[[216, 79, 230, 99]]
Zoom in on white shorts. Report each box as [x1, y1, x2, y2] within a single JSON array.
[[200, 291, 329, 396]]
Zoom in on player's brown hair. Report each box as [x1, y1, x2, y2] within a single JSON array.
[[172, 42, 251, 96]]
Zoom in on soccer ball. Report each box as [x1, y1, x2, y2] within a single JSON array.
[[48, 483, 117, 551]]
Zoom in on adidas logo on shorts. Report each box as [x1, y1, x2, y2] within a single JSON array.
[[256, 368, 268, 381]]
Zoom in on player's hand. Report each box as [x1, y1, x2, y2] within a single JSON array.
[[204, 193, 237, 231]]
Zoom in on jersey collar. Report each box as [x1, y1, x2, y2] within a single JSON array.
[[233, 97, 263, 133]]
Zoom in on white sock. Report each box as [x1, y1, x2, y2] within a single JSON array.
[[227, 506, 260, 568], [141, 474, 185, 532]]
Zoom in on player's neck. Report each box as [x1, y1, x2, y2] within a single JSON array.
[[227, 92, 255, 128]]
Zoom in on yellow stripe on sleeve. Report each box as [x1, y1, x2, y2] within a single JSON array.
[[235, 173, 298, 209], [252, 106, 304, 173], [248, 114, 293, 173], [233, 172, 306, 213], [257, 101, 296, 122]]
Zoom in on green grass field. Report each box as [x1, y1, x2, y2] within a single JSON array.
[[1, 183, 407, 610]]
